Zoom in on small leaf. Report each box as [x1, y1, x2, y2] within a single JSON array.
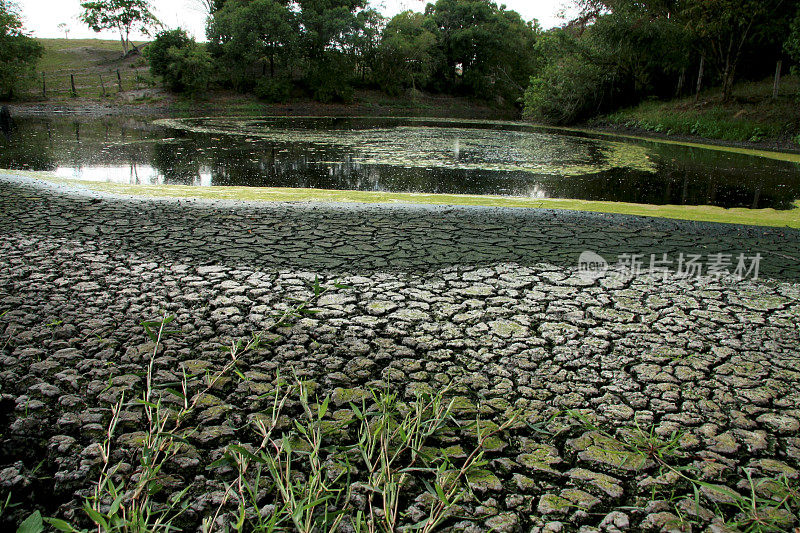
[[17, 511, 44, 533], [318, 397, 330, 420], [82, 505, 108, 530], [42, 518, 77, 533]]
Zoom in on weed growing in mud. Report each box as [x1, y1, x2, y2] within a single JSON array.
[[207, 375, 517, 533], [29, 278, 518, 532], [0, 492, 15, 521], [567, 412, 800, 532], [32, 278, 346, 532]]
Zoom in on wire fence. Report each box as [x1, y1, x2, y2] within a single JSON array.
[[35, 65, 156, 98]]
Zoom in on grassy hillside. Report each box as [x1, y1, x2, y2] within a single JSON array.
[[595, 75, 800, 148], [24, 38, 154, 100]]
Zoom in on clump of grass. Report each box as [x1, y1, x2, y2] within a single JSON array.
[[36, 278, 347, 532], [31, 278, 517, 532], [209, 374, 517, 532], [568, 413, 800, 532], [723, 471, 798, 532]]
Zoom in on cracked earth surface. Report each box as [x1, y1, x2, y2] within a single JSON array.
[[1, 175, 799, 532]]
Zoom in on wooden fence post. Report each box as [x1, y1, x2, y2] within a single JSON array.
[[99, 74, 106, 96], [70, 74, 77, 97], [117, 69, 122, 92], [41, 72, 46, 98]]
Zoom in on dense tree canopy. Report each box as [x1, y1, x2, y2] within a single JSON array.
[[206, 0, 297, 91], [141, 0, 799, 118], [0, 0, 43, 99], [424, 0, 539, 103], [524, 0, 800, 123], [376, 11, 438, 94], [199, 0, 539, 104]]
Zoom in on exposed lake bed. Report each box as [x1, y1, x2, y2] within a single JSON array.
[[1, 174, 799, 530], [1, 114, 800, 531]]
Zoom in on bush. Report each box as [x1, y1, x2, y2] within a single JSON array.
[[145, 29, 213, 95], [306, 55, 355, 103], [144, 29, 191, 77], [523, 54, 604, 124], [0, 0, 43, 99], [254, 77, 291, 103]]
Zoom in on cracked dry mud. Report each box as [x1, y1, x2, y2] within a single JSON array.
[[1, 175, 799, 532]]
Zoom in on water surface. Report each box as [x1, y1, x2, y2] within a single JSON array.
[[2, 115, 799, 209]]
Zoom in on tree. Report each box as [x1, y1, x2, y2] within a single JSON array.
[[424, 0, 539, 102], [787, 5, 800, 93], [144, 28, 213, 94], [79, 0, 160, 55], [377, 11, 438, 94], [0, 0, 43, 99], [680, 0, 776, 100], [344, 7, 384, 83], [57, 22, 70, 39], [293, 0, 368, 100], [523, 29, 606, 123], [206, 0, 297, 90]]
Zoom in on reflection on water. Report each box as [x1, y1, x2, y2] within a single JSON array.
[[1, 115, 799, 209]]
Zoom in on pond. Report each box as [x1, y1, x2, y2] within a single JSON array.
[[2, 115, 799, 209]]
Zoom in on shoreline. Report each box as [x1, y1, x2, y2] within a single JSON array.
[[6, 171, 800, 230], [5, 98, 799, 154]]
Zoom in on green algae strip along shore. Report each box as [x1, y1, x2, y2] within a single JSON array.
[[12, 171, 800, 229]]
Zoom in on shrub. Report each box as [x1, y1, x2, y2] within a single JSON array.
[[144, 29, 191, 77], [144, 29, 213, 95], [307, 55, 355, 103], [254, 77, 291, 103], [0, 0, 43, 99], [523, 54, 604, 124]]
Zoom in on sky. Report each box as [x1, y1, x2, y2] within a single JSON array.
[[16, 0, 575, 42]]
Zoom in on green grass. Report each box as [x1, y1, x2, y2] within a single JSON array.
[[25, 38, 156, 100], [14, 171, 800, 229], [598, 75, 800, 146]]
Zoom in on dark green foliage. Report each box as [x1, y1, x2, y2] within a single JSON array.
[[787, 8, 800, 77], [423, 0, 539, 103], [143, 28, 190, 76], [206, 0, 297, 92], [523, 0, 799, 124], [0, 0, 43, 99], [254, 76, 291, 102], [144, 29, 212, 94], [306, 54, 355, 103], [523, 33, 605, 124], [376, 11, 437, 95], [203, 0, 537, 106]]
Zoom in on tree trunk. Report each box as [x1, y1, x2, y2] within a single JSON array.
[[676, 67, 685, 97], [721, 35, 734, 101], [694, 55, 704, 104], [773, 59, 782, 99]]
